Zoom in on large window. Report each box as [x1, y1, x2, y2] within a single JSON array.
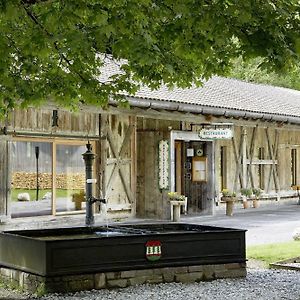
[[11, 138, 94, 218]]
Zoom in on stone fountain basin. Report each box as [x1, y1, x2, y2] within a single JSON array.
[[0, 223, 246, 277]]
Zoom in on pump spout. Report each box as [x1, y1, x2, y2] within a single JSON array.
[[87, 197, 106, 205]]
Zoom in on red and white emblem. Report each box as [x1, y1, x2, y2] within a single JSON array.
[[145, 240, 162, 261]]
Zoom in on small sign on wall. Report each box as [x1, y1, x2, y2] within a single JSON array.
[[192, 156, 207, 182], [158, 140, 169, 189], [187, 148, 194, 157]]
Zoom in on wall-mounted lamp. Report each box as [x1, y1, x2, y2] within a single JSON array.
[[52, 110, 58, 127]]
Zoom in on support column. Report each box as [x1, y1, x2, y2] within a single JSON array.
[[241, 128, 248, 189], [0, 136, 11, 222]]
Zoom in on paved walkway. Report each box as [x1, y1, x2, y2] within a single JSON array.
[[1, 202, 300, 246], [182, 202, 300, 245]]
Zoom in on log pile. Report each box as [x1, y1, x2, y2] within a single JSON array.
[[12, 172, 85, 190]]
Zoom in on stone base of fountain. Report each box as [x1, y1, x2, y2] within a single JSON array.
[[0, 223, 246, 294], [0, 262, 246, 294]]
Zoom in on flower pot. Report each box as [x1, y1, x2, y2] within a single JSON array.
[[222, 197, 236, 216], [253, 198, 259, 208], [242, 201, 249, 209]]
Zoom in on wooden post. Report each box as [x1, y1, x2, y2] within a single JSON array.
[[242, 128, 248, 189], [130, 116, 137, 217], [0, 136, 12, 220], [99, 115, 108, 200]]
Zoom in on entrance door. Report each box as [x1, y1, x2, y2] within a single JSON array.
[[175, 140, 211, 214]]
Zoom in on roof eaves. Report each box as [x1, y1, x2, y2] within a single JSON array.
[[124, 95, 300, 125]]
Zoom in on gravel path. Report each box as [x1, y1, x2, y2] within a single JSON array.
[[1, 267, 300, 300]]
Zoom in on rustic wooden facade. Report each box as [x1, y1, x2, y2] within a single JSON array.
[[1, 77, 300, 221]]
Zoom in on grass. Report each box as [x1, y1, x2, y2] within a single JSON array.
[[247, 241, 300, 265], [11, 189, 81, 201]]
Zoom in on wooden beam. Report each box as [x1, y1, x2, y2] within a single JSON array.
[[246, 159, 278, 165]]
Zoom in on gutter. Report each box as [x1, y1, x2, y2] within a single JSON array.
[[123, 96, 300, 125]]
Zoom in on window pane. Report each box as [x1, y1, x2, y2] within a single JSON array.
[[55, 144, 86, 213], [11, 141, 52, 218]]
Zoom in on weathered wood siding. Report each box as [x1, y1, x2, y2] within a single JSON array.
[[136, 118, 180, 219], [5, 108, 99, 136]]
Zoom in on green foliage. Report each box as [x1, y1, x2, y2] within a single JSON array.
[[35, 282, 47, 297], [0, 0, 299, 116], [247, 241, 300, 265], [229, 56, 300, 91], [240, 188, 252, 197], [252, 188, 263, 198], [221, 189, 236, 197]]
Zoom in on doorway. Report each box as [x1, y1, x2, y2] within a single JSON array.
[[171, 131, 214, 215]]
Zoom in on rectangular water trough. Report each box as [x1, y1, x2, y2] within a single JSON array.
[[0, 223, 246, 277]]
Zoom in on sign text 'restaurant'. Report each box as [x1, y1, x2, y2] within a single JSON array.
[[199, 128, 233, 139]]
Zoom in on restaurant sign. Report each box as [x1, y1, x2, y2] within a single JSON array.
[[199, 128, 233, 140]]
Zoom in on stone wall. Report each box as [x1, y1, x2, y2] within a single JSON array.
[[12, 172, 85, 190], [0, 263, 246, 294]]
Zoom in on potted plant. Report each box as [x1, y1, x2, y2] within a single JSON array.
[[72, 190, 85, 210], [240, 188, 252, 209], [221, 189, 236, 216], [167, 192, 186, 201], [252, 188, 263, 208]]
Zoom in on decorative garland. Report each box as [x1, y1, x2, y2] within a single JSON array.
[[158, 140, 169, 189]]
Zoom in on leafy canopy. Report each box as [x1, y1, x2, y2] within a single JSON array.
[[229, 56, 300, 91], [0, 0, 300, 115]]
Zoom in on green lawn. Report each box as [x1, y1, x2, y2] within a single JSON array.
[[247, 241, 300, 265], [12, 189, 81, 201]]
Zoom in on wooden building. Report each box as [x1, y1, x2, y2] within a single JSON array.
[[1, 76, 300, 221]]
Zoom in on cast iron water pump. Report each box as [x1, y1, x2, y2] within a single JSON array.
[[82, 142, 106, 226]]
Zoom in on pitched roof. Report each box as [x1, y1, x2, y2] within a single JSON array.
[[100, 57, 300, 121], [134, 77, 300, 119]]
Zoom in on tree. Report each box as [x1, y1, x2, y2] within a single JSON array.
[[229, 57, 300, 91], [0, 0, 299, 115]]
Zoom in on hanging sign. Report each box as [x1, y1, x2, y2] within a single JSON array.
[[199, 128, 233, 140], [145, 240, 162, 261], [158, 140, 169, 189]]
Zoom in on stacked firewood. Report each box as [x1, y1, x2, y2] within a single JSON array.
[[12, 172, 85, 190]]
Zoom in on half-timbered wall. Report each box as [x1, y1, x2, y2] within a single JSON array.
[[215, 124, 300, 198]]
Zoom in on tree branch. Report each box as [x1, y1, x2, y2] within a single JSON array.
[[22, 0, 54, 5], [20, 0, 91, 84]]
